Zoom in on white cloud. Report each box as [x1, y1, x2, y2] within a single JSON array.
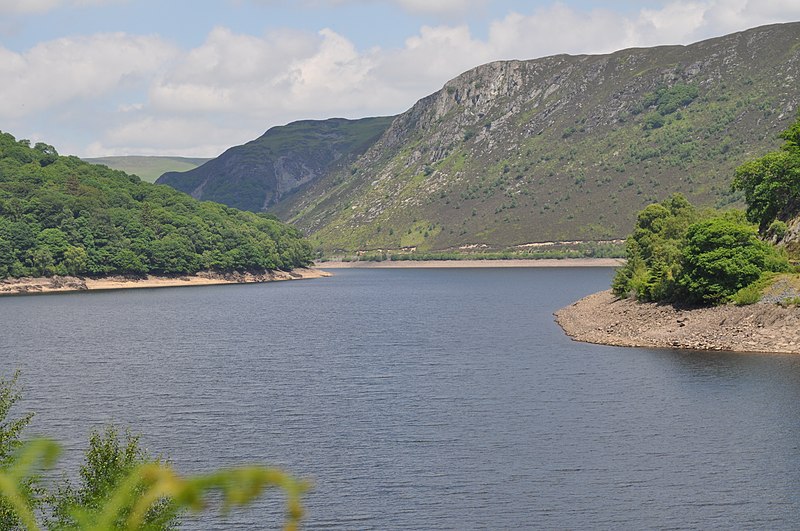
[[0, 0, 61, 14], [0, 33, 178, 119], [6, 0, 800, 156], [87, 116, 246, 157]]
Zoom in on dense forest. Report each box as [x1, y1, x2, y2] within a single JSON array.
[[0, 132, 313, 279]]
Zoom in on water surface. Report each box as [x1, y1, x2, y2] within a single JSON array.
[[2, 268, 799, 529]]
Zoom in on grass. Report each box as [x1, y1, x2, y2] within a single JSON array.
[[732, 272, 800, 305]]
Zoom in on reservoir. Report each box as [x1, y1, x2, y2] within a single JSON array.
[[2, 267, 800, 529]]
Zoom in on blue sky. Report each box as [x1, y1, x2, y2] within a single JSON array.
[[1, 0, 798, 157]]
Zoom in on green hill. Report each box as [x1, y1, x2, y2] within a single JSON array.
[[152, 22, 800, 255], [0, 134, 313, 278], [156, 117, 394, 212], [82, 156, 211, 183], [278, 22, 800, 253]]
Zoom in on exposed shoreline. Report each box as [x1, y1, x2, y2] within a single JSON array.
[[315, 258, 623, 268], [555, 290, 800, 354], [0, 268, 331, 296]]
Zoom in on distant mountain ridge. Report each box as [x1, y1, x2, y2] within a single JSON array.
[[157, 117, 394, 212], [158, 22, 800, 253], [83, 156, 210, 183]]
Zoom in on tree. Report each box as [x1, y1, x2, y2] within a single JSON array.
[[679, 214, 789, 304], [62, 246, 89, 276], [0, 131, 314, 280], [612, 194, 700, 301], [732, 112, 800, 231], [48, 427, 178, 530]]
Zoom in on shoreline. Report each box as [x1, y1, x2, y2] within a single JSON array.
[[0, 268, 331, 296], [315, 258, 623, 269], [555, 290, 800, 354]]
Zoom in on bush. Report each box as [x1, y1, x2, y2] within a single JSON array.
[[767, 219, 788, 241], [679, 214, 790, 304], [731, 283, 763, 305]]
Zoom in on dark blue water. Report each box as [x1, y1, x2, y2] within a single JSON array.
[[2, 267, 800, 529]]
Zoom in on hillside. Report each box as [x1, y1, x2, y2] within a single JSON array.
[[0, 133, 313, 279], [156, 117, 394, 212], [264, 22, 799, 253], [82, 156, 211, 183]]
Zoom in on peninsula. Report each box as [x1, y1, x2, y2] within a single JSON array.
[[555, 290, 800, 354]]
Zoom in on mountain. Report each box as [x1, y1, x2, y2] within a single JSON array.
[[83, 156, 211, 183], [156, 22, 800, 254], [156, 117, 394, 212], [0, 133, 313, 279]]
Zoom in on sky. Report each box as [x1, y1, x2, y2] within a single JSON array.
[[1, 0, 799, 158]]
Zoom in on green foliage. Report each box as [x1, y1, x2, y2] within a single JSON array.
[[643, 84, 700, 116], [767, 219, 788, 241], [3, 439, 306, 531], [732, 112, 800, 231], [613, 195, 789, 305], [612, 194, 701, 301], [0, 372, 35, 529], [0, 374, 306, 530], [48, 427, 177, 530], [731, 283, 765, 306], [679, 213, 789, 304], [0, 132, 313, 279]]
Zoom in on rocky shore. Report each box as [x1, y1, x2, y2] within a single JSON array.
[[555, 290, 800, 354], [0, 268, 330, 296]]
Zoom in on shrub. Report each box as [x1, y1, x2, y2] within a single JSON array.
[[679, 214, 790, 304]]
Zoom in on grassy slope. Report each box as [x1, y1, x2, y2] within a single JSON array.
[[82, 156, 211, 183], [271, 23, 800, 254]]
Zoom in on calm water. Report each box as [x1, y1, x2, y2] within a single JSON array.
[[2, 267, 800, 529]]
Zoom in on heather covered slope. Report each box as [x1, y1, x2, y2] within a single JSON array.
[[157, 116, 394, 212], [271, 22, 800, 253]]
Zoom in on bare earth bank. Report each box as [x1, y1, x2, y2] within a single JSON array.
[[0, 268, 331, 296], [555, 290, 800, 354], [316, 258, 623, 268]]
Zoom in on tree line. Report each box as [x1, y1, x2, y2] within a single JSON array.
[[0, 133, 313, 279]]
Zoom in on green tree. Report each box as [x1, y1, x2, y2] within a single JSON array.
[[148, 235, 198, 274], [732, 112, 800, 231], [612, 194, 700, 301], [48, 427, 177, 530], [679, 214, 789, 304], [62, 246, 89, 276], [111, 249, 148, 276]]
